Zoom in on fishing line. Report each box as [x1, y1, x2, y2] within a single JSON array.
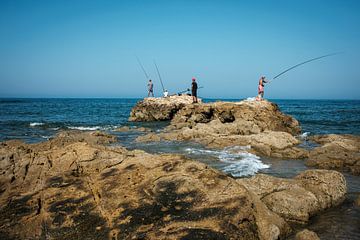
[[271, 52, 342, 81], [135, 55, 150, 79], [153, 60, 165, 92]]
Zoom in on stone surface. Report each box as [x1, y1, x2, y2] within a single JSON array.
[[307, 134, 360, 175], [129, 95, 201, 122], [136, 100, 307, 159], [295, 229, 320, 240], [356, 195, 360, 207], [237, 170, 347, 223], [0, 131, 292, 240]]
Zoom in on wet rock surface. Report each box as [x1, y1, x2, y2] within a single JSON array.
[[136, 100, 307, 159], [307, 134, 360, 175], [237, 170, 347, 223], [129, 95, 201, 122], [0, 131, 293, 240]]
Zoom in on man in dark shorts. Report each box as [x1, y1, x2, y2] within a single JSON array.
[[191, 77, 198, 103], [147, 79, 154, 97]]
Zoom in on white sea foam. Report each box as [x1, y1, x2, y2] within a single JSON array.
[[299, 132, 310, 140], [185, 145, 270, 177], [68, 126, 103, 131], [245, 97, 257, 102], [29, 122, 44, 127]]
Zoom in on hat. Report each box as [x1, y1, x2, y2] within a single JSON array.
[[192, 77, 196, 81]]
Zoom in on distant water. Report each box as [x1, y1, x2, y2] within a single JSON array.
[[1, 98, 360, 239], [1, 98, 359, 143]]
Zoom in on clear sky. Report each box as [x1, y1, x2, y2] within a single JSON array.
[[0, 0, 359, 99]]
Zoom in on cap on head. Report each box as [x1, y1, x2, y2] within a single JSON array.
[[261, 76, 265, 79], [192, 77, 196, 81]]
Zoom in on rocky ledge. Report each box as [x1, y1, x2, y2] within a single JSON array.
[[0, 131, 346, 239], [307, 134, 360, 175], [129, 95, 201, 122], [136, 100, 309, 159]]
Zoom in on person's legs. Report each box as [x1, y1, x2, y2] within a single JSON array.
[[261, 91, 264, 99]]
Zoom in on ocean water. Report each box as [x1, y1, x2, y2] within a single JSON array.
[[1, 98, 360, 239]]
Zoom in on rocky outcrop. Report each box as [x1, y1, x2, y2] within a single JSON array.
[[295, 229, 320, 240], [168, 100, 301, 135], [237, 170, 347, 223], [136, 100, 307, 159], [307, 134, 360, 175], [0, 131, 293, 240], [129, 95, 201, 122]]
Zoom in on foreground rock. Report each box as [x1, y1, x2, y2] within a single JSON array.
[[0, 131, 292, 240], [237, 170, 347, 223], [295, 229, 320, 240], [137, 100, 308, 159], [307, 134, 360, 175], [129, 95, 201, 122]]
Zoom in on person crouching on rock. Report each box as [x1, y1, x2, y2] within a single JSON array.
[[256, 76, 268, 101], [191, 77, 198, 103], [147, 79, 154, 97]]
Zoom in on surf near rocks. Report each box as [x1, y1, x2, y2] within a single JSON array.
[[136, 99, 308, 159]]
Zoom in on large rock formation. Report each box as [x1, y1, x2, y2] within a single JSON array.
[[129, 95, 201, 122], [237, 170, 347, 223], [307, 134, 360, 175], [0, 131, 292, 240], [136, 100, 308, 159]]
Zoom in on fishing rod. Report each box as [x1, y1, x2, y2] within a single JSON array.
[[153, 60, 165, 92], [135, 55, 150, 79], [178, 86, 204, 94], [271, 52, 342, 81]]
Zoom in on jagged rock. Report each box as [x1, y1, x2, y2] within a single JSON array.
[[237, 170, 346, 223], [307, 134, 360, 175], [0, 131, 292, 240], [295, 229, 320, 240], [136, 100, 307, 159], [129, 95, 201, 122], [169, 100, 301, 135]]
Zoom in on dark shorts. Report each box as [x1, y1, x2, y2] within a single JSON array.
[[192, 91, 197, 97]]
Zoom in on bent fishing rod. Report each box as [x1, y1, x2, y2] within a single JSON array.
[[153, 60, 166, 92], [270, 52, 342, 82], [135, 55, 150, 80]]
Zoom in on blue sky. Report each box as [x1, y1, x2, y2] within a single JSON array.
[[0, 0, 359, 99]]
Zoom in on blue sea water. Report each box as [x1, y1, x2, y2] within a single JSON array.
[[0, 98, 360, 239], [0, 98, 359, 143]]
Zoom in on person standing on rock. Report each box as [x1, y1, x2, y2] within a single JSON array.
[[191, 77, 198, 103], [257, 76, 268, 100], [147, 79, 154, 97]]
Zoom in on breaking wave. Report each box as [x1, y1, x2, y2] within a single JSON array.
[[29, 122, 44, 127], [185, 145, 270, 177]]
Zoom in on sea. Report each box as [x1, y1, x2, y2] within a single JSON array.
[[0, 98, 359, 239]]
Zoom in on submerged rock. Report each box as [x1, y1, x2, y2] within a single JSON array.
[[0, 131, 292, 240], [129, 95, 201, 122], [295, 229, 320, 240], [307, 134, 360, 175], [237, 170, 347, 223]]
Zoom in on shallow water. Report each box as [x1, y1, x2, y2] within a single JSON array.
[[1, 98, 360, 239]]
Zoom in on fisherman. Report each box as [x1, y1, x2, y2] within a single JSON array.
[[257, 76, 268, 101], [147, 79, 154, 97], [163, 89, 169, 97], [191, 77, 198, 103]]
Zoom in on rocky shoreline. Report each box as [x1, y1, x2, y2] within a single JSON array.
[[0, 131, 347, 239], [0, 97, 359, 239]]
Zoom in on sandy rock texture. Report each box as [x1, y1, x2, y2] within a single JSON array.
[[0, 131, 293, 240], [136, 100, 308, 159], [129, 95, 201, 122], [295, 229, 320, 240], [307, 134, 360, 175], [237, 170, 347, 224]]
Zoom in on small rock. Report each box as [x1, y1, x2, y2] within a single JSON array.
[[295, 229, 320, 240]]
